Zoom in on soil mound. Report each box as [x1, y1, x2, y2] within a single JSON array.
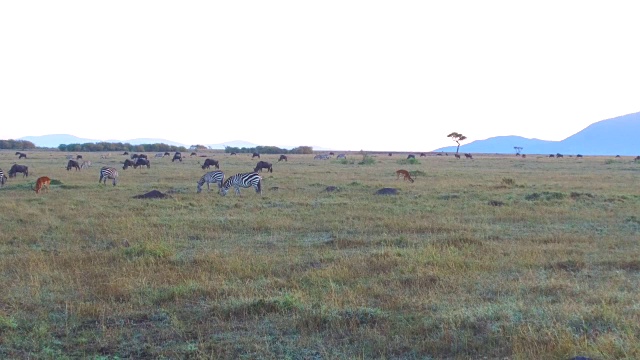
[[133, 190, 169, 199]]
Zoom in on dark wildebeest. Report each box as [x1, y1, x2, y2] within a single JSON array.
[[131, 154, 139, 159], [278, 155, 288, 162], [252, 152, 260, 159], [615, 155, 621, 158], [164, 152, 170, 157], [522, 154, 526, 158], [388, 153, 392, 156], [634, 156, 640, 162], [123, 159, 135, 170], [172, 152, 182, 162], [465, 153, 473, 159], [123, 151, 129, 155], [407, 154, 415, 159], [15, 152, 21, 156], [454, 153, 461, 159], [577, 154, 583, 158], [254, 161, 273, 173], [556, 153, 563, 158], [190, 152, 197, 157], [230, 152, 237, 155], [137, 154, 148, 160], [18, 153, 27, 159], [329, 152, 335, 156], [549, 154, 555, 158], [76, 155, 83, 160], [201, 158, 220, 170], [9, 164, 29, 178], [420, 153, 427, 157], [66, 160, 80, 171], [134, 158, 150, 169]]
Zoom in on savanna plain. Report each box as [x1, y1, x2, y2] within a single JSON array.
[[0, 150, 639, 359]]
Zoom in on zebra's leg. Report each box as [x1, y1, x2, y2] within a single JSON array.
[[234, 185, 241, 196]]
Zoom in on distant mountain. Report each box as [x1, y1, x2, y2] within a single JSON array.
[[206, 140, 260, 150], [122, 138, 187, 147], [433, 112, 640, 155], [19, 134, 100, 148]]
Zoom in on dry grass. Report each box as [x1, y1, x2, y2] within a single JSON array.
[[1, 150, 639, 359]]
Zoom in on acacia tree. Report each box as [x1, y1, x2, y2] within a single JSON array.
[[514, 146, 523, 156], [447, 132, 467, 154]]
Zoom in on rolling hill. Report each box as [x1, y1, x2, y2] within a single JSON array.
[[433, 112, 640, 155]]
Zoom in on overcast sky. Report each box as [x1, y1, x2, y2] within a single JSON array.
[[1, 1, 639, 151]]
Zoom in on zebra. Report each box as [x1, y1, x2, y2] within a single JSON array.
[[220, 172, 262, 196], [197, 171, 225, 193], [0, 169, 6, 187], [314, 154, 330, 160], [99, 167, 119, 186]]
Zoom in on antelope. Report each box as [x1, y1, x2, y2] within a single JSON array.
[[396, 169, 415, 183], [33, 176, 51, 194]]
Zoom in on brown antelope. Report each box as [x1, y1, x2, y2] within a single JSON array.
[[33, 176, 51, 194], [396, 169, 414, 183]]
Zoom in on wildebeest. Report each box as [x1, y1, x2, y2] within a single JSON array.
[[131, 154, 139, 159], [172, 152, 182, 162], [556, 153, 563, 158], [420, 153, 426, 157], [577, 154, 583, 158], [201, 158, 220, 170], [137, 154, 148, 160], [133, 158, 150, 169], [407, 154, 415, 159], [76, 155, 83, 160], [454, 154, 461, 159], [634, 156, 640, 161], [464, 153, 473, 159], [18, 153, 27, 159], [522, 154, 526, 158], [164, 152, 170, 157], [122, 151, 129, 155], [329, 152, 335, 156], [278, 155, 288, 162], [230, 152, 237, 156], [615, 155, 621, 158], [252, 152, 260, 159], [190, 152, 197, 156], [549, 154, 555, 158], [337, 154, 347, 159], [254, 161, 273, 173], [388, 153, 392, 156], [9, 164, 29, 178], [122, 159, 135, 170], [66, 160, 81, 171]]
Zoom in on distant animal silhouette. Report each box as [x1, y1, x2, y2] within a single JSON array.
[[76, 155, 83, 160], [278, 155, 288, 162], [556, 153, 563, 158], [99, 167, 119, 186], [252, 152, 260, 159], [388, 153, 392, 156], [201, 158, 220, 170], [454, 154, 460, 159], [420, 153, 426, 157], [254, 161, 273, 173], [191, 152, 197, 156], [464, 153, 473, 159], [133, 158, 150, 169], [33, 176, 51, 194], [396, 170, 414, 183], [66, 160, 81, 171], [407, 154, 415, 159], [172, 152, 182, 162], [18, 153, 27, 159], [0, 169, 6, 187], [634, 156, 640, 162]]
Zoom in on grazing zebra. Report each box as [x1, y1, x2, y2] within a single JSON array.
[[0, 169, 6, 187], [99, 167, 118, 186], [155, 153, 164, 158], [197, 171, 225, 193], [220, 172, 262, 196], [314, 154, 330, 160]]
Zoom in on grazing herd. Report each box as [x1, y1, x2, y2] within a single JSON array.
[[3, 152, 638, 196]]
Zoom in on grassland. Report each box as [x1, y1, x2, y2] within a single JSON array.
[[0, 150, 639, 359]]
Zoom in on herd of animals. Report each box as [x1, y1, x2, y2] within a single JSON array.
[[2, 151, 640, 195]]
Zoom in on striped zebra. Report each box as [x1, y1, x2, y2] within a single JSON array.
[[220, 172, 262, 196], [0, 169, 6, 187], [99, 166, 119, 186], [314, 154, 330, 160], [197, 171, 225, 193]]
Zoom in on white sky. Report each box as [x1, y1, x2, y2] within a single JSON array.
[[1, 1, 639, 151]]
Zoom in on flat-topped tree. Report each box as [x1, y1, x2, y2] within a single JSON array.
[[514, 146, 523, 156], [447, 132, 467, 154]]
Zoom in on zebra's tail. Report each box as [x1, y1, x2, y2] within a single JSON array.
[[257, 178, 262, 194]]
